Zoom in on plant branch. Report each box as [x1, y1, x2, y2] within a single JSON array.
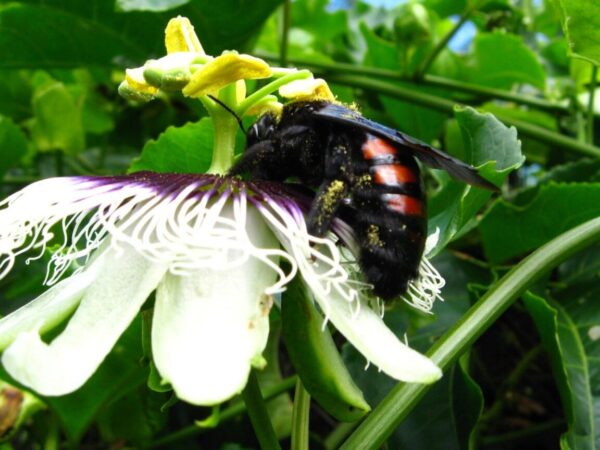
[[340, 217, 600, 449], [290, 379, 311, 450], [414, 1, 479, 79], [587, 64, 597, 145], [325, 74, 600, 158], [254, 52, 568, 114]]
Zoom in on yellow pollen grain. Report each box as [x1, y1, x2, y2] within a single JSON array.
[[367, 224, 384, 247]]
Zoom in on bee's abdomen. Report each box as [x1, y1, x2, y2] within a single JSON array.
[[353, 136, 427, 300]]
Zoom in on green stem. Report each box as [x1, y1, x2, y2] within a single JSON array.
[[325, 74, 600, 158], [237, 70, 312, 116], [44, 415, 59, 450], [340, 217, 600, 449], [241, 370, 282, 450], [206, 84, 239, 174], [414, 1, 479, 79], [291, 379, 311, 450], [149, 376, 297, 448], [587, 65, 597, 145], [254, 52, 567, 114], [324, 422, 359, 450], [280, 0, 291, 67], [207, 112, 238, 174]]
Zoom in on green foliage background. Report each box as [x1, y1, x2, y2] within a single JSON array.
[[0, 0, 598, 449]]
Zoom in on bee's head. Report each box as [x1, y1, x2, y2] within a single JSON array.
[[247, 113, 277, 147]]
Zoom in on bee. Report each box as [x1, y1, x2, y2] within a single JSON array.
[[230, 100, 497, 300]]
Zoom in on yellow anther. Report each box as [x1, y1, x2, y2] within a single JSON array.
[[165, 16, 204, 54], [279, 78, 335, 101], [182, 51, 272, 98]]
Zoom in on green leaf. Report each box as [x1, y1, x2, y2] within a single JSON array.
[[292, 0, 347, 42], [0, 0, 283, 68], [540, 159, 600, 184], [552, 0, 600, 66], [29, 80, 85, 155], [424, 0, 467, 17], [81, 91, 114, 135], [97, 386, 168, 446], [116, 0, 190, 12], [451, 358, 483, 450], [128, 118, 215, 174], [464, 32, 546, 90], [523, 291, 600, 450], [0, 71, 32, 121], [428, 106, 524, 255], [480, 183, 600, 263], [0, 115, 28, 177]]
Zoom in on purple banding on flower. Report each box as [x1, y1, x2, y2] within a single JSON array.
[[0, 172, 357, 294]]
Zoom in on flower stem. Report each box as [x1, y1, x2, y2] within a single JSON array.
[[208, 113, 238, 174], [206, 84, 239, 174], [237, 70, 312, 116], [242, 370, 282, 450], [587, 64, 597, 145], [291, 379, 311, 450], [340, 216, 600, 449]]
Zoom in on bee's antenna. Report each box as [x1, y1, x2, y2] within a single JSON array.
[[208, 95, 246, 134]]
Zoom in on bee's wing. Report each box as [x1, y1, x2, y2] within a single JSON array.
[[314, 103, 499, 191]]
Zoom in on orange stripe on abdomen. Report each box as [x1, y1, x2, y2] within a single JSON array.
[[372, 164, 417, 185], [382, 193, 423, 216], [362, 138, 397, 160]]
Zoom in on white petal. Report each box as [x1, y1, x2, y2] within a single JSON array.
[[152, 207, 278, 405], [2, 244, 168, 396], [311, 286, 442, 383], [0, 254, 105, 351]]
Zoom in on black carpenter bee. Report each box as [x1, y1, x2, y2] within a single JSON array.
[[230, 100, 497, 300]]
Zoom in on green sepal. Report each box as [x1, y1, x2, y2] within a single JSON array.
[[281, 277, 370, 422]]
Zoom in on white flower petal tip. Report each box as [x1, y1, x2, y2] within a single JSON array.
[[311, 280, 441, 384], [2, 244, 168, 396]]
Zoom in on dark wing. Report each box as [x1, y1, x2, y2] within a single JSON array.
[[314, 103, 499, 191]]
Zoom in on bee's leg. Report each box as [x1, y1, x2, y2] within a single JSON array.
[[306, 132, 355, 236], [229, 140, 286, 180], [306, 179, 349, 237]]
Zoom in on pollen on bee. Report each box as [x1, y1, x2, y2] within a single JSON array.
[[366, 224, 384, 248]]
